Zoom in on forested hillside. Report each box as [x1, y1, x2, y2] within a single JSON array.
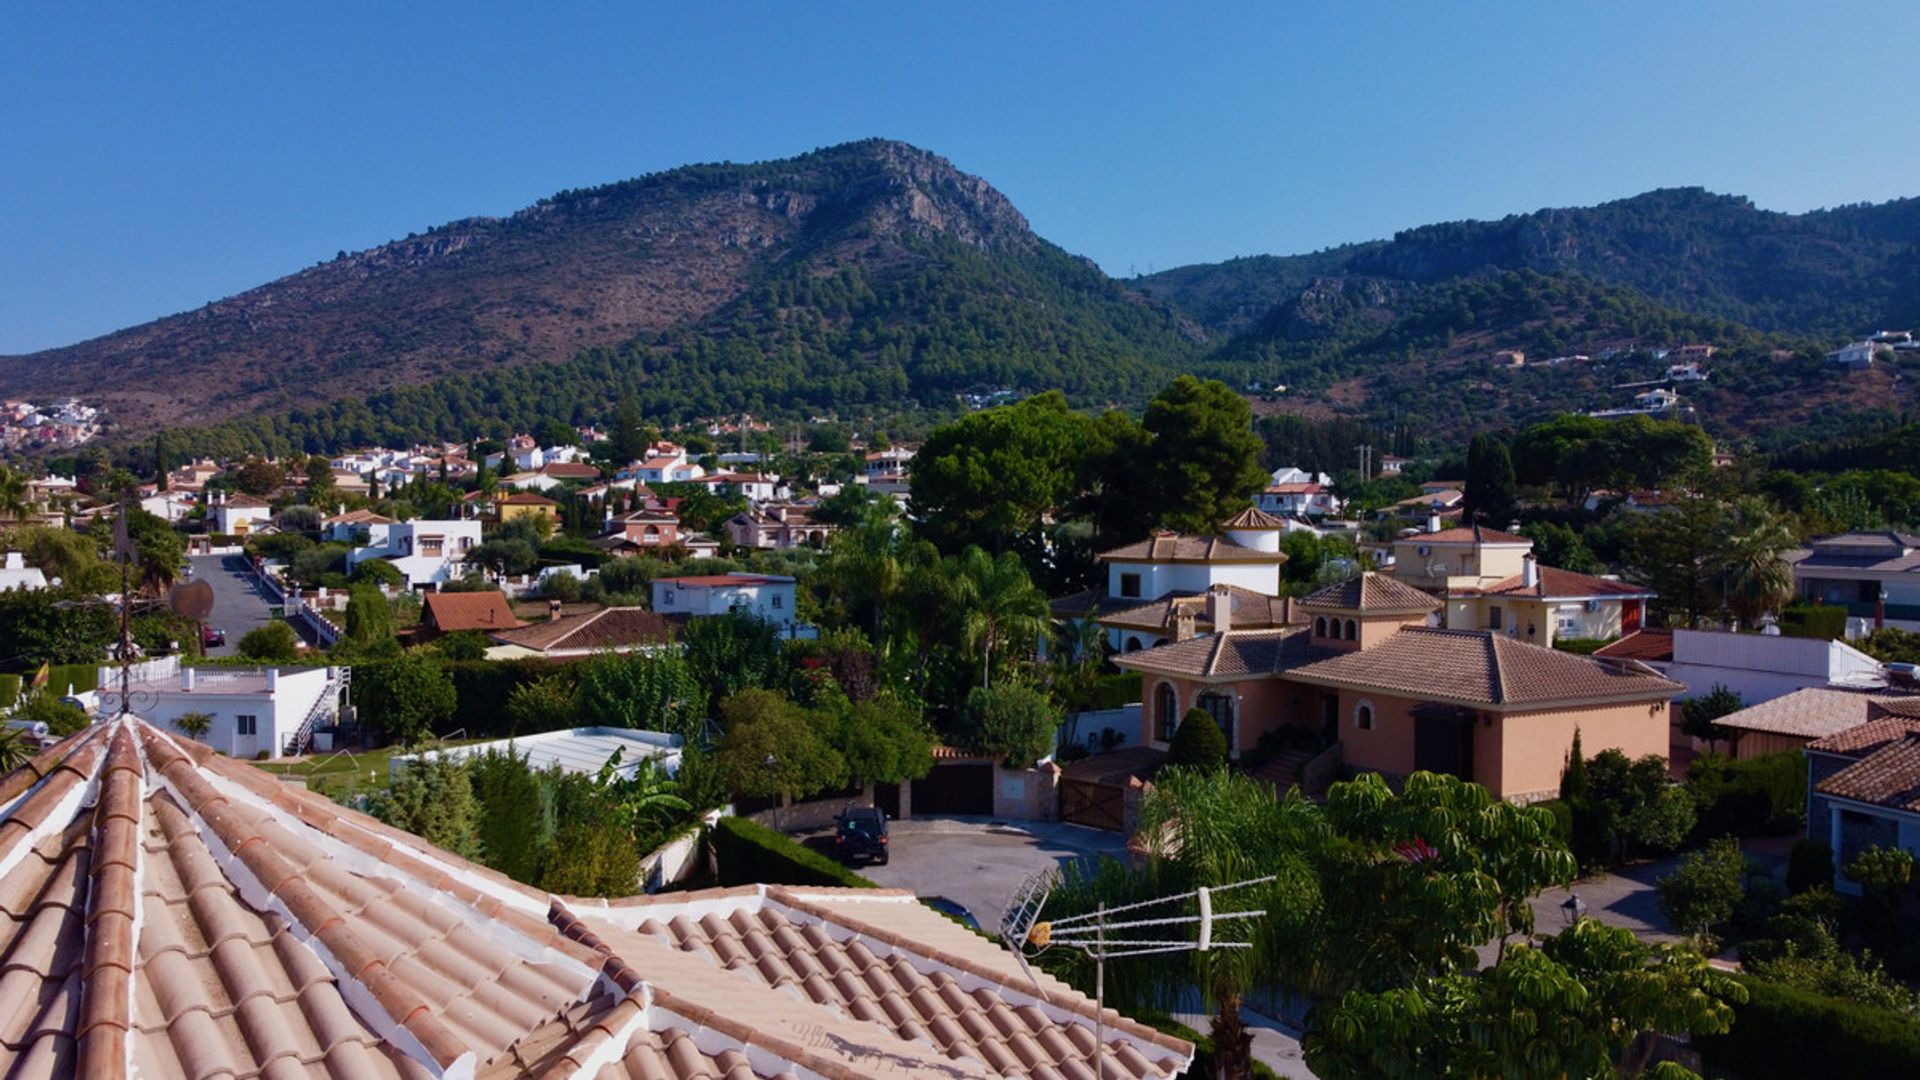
[[7, 139, 1917, 457]]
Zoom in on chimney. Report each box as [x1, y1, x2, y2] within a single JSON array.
[[1208, 585, 1233, 634], [1521, 553, 1539, 589], [265, 669, 278, 692], [549, 598, 563, 619], [181, 668, 196, 692], [1427, 504, 1442, 534], [1173, 609, 1197, 642]]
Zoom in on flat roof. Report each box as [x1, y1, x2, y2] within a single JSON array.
[[393, 725, 683, 778]]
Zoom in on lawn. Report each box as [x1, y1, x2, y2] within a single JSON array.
[[258, 738, 479, 801]]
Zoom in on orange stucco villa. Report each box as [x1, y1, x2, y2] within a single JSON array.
[[1114, 572, 1684, 803]]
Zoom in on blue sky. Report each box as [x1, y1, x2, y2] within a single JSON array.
[[3, 2, 1915, 354]]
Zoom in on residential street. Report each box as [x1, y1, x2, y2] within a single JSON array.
[[188, 554, 277, 657], [849, 817, 1129, 931]]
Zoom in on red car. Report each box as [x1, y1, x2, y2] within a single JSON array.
[[202, 626, 226, 648]]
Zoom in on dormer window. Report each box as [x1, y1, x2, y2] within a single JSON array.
[[1119, 573, 1142, 599]]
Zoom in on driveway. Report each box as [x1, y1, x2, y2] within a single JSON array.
[[838, 817, 1130, 932], [188, 554, 278, 657]]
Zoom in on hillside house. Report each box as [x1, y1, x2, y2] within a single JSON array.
[[492, 490, 560, 527], [1256, 482, 1343, 518], [1390, 525, 1651, 646], [94, 658, 346, 759], [487, 606, 681, 659], [651, 572, 806, 634], [0, 552, 48, 592], [725, 503, 836, 549], [1598, 627, 1890, 710], [344, 517, 483, 588], [1115, 572, 1681, 803], [211, 494, 274, 536], [418, 590, 525, 641], [1787, 531, 1920, 631], [1804, 703, 1920, 893], [1051, 508, 1293, 653], [1825, 341, 1882, 369]]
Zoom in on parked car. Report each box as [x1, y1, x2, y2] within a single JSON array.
[[202, 626, 226, 648], [923, 896, 980, 932], [834, 806, 890, 865]]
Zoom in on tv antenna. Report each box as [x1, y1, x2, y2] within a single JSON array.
[[1000, 871, 1272, 1079]]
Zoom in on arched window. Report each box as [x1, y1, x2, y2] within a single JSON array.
[[1354, 701, 1376, 731], [1125, 636, 1143, 653], [1314, 616, 1328, 637], [1344, 618, 1358, 641], [1196, 691, 1235, 754], [1155, 682, 1179, 742]]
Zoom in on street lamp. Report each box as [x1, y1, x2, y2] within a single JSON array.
[[1561, 893, 1587, 927]]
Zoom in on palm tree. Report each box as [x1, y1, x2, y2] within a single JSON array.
[[0, 465, 31, 523], [1045, 769, 1323, 1080], [1718, 497, 1797, 629], [953, 547, 1050, 688], [0, 728, 32, 774], [172, 711, 214, 741], [826, 505, 906, 645]]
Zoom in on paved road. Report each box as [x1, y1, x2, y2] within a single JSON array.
[[188, 554, 277, 657], [841, 817, 1130, 934]]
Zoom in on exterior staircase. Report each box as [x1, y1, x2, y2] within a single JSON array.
[[1248, 747, 1316, 791], [284, 667, 350, 756]]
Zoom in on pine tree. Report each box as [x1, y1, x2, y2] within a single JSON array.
[[1560, 728, 1589, 803]]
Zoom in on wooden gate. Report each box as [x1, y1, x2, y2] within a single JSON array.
[[1060, 778, 1126, 832]]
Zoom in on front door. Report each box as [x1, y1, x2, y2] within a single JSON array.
[[1623, 600, 1641, 632], [1414, 712, 1474, 780]]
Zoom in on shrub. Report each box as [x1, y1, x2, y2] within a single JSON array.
[[1787, 838, 1835, 895], [1694, 976, 1920, 1077], [709, 815, 875, 890], [1657, 837, 1747, 943], [1531, 798, 1575, 845], [0, 673, 21, 709], [1166, 708, 1229, 771], [958, 683, 1058, 769], [1777, 605, 1848, 641], [236, 621, 300, 662]]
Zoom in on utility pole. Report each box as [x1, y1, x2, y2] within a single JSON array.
[[1357, 444, 1373, 482]]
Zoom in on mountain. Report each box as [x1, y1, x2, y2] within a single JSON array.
[[1142, 188, 1920, 342], [6, 146, 1917, 454], [0, 140, 1198, 431]]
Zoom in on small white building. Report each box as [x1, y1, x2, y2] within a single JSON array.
[[345, 518, 483, 588], [651, 572, 805, 633], [1597, 627, 1889, 707], [213, 494, 275, 536], [1826, 341, 1881, 370], [0, 552, 47, 592], [95, 658, 345, 759]]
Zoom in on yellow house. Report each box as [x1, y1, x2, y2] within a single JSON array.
[[492, 491, 559, 527], [1390, 525, 1653, 646]]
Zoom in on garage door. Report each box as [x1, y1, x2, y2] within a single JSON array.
[[911, 763, 994, 817]]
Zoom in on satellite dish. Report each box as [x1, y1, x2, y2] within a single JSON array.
[[169, 579, 216, 622]]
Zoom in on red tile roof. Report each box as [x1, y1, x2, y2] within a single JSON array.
[[0, 718, 1192, 1078], [1714, 688, 1914, 741], [489, 607, 680, 653], [1592, 630, 1675, 662], [1282, 627, 1683, 708], [423, 590, 527, 632], [1097, 533, 1286, 564], [495, 492, 558, 506], [1814, 735, 1920, 812], [1301, 571, 1442, 614], [1481, 565, 1655, 599], [1222, 506, 1292, 529], [1418, 525, 1531, 544]]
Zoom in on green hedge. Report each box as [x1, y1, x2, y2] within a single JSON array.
[[710, 815, 876, 890], [1551, 638, 1609, 655], [0, 674, 19, 709], [1689, 752, 1807, 836], [443, 658, 579, 738], [1531, 798, 1575, 844], [43, 664, 99, 695], [1778, 605, 1848, 641], [1695, 976, 1920, 1076]]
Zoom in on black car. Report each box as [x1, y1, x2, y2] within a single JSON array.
[[834, 806, 890, 865]]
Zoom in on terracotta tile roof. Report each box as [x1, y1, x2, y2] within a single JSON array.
[[1115, 628, 1335, 680], [489, 607, 680, 653], [494, 492, 558, 506], [1713, 687, 1914, 741], [1813, 735, 1920, 812], [539, 462, 602, 479], [1806, 715, 1920, 754], [1301, 572, 1442, 614], [1261, 483, 1323, 495], [1097, 533, 1286, 564], [322, 507, 395, 526], [0, 717, 1191, 1079], [1872, 697, 1920, 720], [423, 591, 527, 633], [1593, 630, 1675, 662], [1418, 525, 1530, 544], [1284, 627, 1684, 708], [1481, 565, 1655, 599], [1222, 506, 1292, 529]]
